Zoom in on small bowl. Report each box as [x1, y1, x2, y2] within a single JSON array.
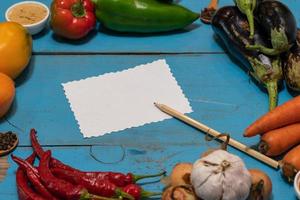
[[294, 171, 300, 199], [5, 1, 50, 35]]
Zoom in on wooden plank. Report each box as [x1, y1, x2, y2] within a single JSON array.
[[0, 146, 294, 200], [1, 0, 299, 53], [0, 54, 293, 149]]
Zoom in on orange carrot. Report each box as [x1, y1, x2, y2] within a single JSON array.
[[258, 123, 300, 156], [281, 144, 300, 181], [244, 96, 300, 137]]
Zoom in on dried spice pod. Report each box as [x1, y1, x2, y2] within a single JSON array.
[[0, 131, 18, 156]]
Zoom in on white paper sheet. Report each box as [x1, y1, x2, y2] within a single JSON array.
[[62, 59, 192, 137]]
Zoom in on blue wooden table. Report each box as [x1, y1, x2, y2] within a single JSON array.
[[0, 0, 299, 199]]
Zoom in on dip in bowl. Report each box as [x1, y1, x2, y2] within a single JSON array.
[[5, 1, 49, 35]]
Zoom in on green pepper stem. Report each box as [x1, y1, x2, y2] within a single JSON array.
[[245, 9, 254, 39], [133, 171, 166, 182], [266, 81, 278, 111], [71, 0, 86, 18], [141, 190, 162, 198], [246, 44, 287, 56]]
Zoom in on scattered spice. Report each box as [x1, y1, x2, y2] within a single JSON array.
[[8, 3, 48, 25], [0, 132, 17, 151], [200, 0, 218, 24]]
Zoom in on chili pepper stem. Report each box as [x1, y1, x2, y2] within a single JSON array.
[[134, 171, 166, 182], [266, 81, 278, 111], [80, 191, 120, 200], [141, 190, 162, 198], [116, 188, 135, 200]]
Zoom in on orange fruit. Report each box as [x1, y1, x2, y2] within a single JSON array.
[[0, 73, 15, 118]]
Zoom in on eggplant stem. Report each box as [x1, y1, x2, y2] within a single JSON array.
[[246, 44, 287, 56], [266, 81, 278, 111], [251, 0, 256, 11], [245, 9, 254, 38]]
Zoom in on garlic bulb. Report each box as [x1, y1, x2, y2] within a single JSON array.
[[191, 149, 252, 200]]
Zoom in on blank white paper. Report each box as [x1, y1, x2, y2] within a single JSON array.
[[62, 59, 192, 137]]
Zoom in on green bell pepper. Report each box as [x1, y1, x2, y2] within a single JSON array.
[[93, 0, 199, 33]]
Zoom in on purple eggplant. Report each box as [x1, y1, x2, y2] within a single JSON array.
[[246, 0, 297, 56], [212, 6, 283, 110], [284, 45, 300, 94]]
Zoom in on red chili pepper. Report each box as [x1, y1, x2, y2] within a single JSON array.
[[15, 153, 46, 200], [123, 184, 162, 200], [12, 155, 58, 200], [30, 129, 165, 187], [50, 0, 96, 39], [51, 167, 134, 199], [38, 150, 121, 200], [30, 129, 75, 171]]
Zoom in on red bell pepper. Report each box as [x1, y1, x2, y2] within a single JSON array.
[[50, 0, 96, 39]]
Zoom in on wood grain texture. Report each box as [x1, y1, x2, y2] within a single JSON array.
[[1, 0, 299, 53], [0, 156, 9, 182]]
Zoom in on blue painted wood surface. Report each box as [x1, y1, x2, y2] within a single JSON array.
[[0, 54, 296, 199], [1, 0, 300, 199], [0, 54, 293, 147], [1, 0, 299, 53]]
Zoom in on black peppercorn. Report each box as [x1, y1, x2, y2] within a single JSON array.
[[0, 131, 18, 155]]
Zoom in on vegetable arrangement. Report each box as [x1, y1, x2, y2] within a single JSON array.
[[49, 0, 199, 39], [245, 96, 300, 181], [12, 129, 165, 200], [161, 137, 273, 200], [211, 0, 300, 110]]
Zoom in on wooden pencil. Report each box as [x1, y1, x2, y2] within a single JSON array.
[[154, 102, 279, 169]]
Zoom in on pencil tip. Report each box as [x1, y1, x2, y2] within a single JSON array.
[[154, 102, 160, 107]]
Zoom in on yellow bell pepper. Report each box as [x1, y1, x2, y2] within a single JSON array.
[[0, 22, 32, 79]]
